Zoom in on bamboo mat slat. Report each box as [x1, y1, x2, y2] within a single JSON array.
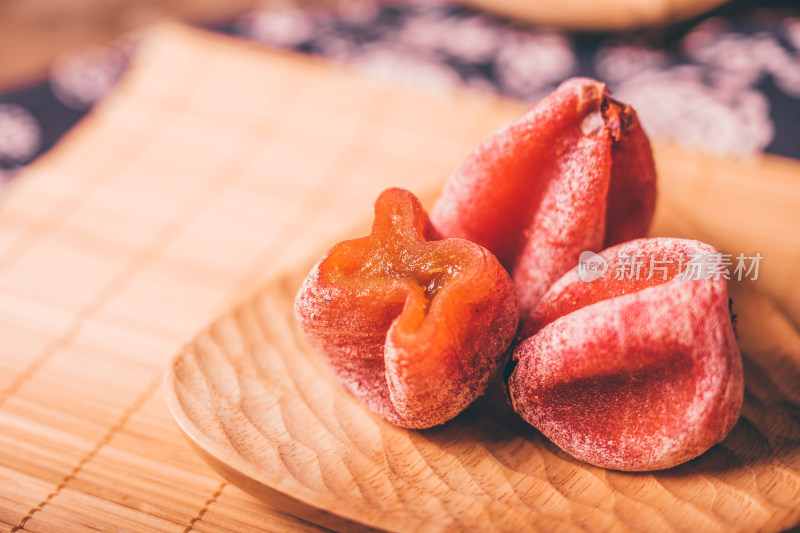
[[0, 22, 798, 533]]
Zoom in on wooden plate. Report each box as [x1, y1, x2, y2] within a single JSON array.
[[165, 264, 800, 532], [459, 0, 728, 31]]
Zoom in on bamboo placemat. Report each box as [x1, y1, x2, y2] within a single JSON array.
[[0, 23, 523, 533], [1, 22, 799, 533]]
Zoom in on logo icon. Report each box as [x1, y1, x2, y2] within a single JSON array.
[[578, 251, 608, 282]]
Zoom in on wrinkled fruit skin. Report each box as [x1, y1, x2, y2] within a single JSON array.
[[431, 77, 656, 323], [295, 188, 519, 429], [508, 238, 744, 471]]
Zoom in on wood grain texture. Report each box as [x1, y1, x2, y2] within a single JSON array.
[[165, 267, 800, 532]]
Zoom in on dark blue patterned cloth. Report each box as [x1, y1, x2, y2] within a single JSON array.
[[1, 0, 799, 184]]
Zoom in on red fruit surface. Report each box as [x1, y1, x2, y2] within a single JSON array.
[[508, 238, 743, 471], [431, 77, 656, 321], [295, 188, 519, 429]]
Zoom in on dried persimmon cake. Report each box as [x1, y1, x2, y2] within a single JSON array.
[[295, 188, 518, 429]]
